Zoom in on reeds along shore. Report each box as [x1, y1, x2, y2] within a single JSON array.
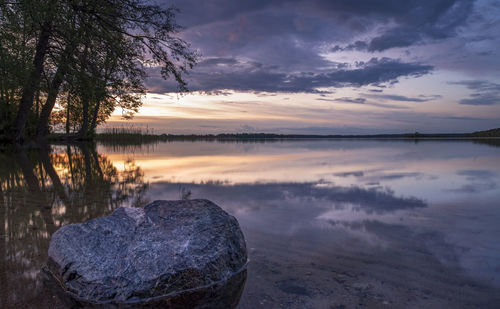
[[96, 126, 159, 143]]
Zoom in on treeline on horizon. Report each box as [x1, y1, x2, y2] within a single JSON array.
[[0, 0, 196, 143], [93, 127, 500, 143]]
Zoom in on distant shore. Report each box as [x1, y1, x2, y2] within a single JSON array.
[[3, 128, 498, 147], [91, 128, 500, 141], [94, 133, 500, 141], [39, 128, 491, 150]]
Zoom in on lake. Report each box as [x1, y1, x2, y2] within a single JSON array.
[[1, 139, 499, 308]]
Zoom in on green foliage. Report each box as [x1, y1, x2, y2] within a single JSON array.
[[470, 128, 500, 137], [0, 0, 197, 141], [0, 1, 35, 135]]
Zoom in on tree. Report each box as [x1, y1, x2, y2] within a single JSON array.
[[1, 0, 197, 142], [0, 1, 37, 136], [8, 0, 59, 141]]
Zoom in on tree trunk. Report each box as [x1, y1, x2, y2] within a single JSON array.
[[36, 42, 75, 140], [36, 65, 65, 140], [89, 100, 101, 135], [12, 23, 51, 142], [78, 97, 89, 139], [76, 46, 90, 140], [35, 89, 40, 121], [65, 94, 71, 135]]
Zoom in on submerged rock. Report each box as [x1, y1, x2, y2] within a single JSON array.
[[46, 199, 247, 307]]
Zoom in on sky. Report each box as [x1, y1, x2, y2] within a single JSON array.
[[108, 0, 500, 134]]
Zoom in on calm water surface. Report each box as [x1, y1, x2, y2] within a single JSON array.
[[1, 140, 499, 308]]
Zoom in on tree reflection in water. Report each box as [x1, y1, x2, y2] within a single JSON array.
[[0, 143, 149, 308]]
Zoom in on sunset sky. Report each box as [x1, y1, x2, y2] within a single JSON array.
[[108, 0, 500, 134]]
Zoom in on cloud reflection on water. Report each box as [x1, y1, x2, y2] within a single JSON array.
[[128, 140, 500, 293]]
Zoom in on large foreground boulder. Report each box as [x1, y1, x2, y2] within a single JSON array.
[[46, 199, 248, 308]]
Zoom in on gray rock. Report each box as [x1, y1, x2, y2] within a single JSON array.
[[46, 199, 247, 307]]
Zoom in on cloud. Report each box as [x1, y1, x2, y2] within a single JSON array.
[[457, 169, 496, 180], [115, 0, 500, 134], [450, 80, 500, 106], [327, 0, 476, 52], [334, 171, 365, 177], [363, 172, 425, 181], [317, 96, 411, 110], [331, 41, 369, 52], [365, 94, 442, 102], [459, 95, 499, 106], [431, 115, 490, 121], [183, 2, 500, 79], [146, 57, 433, 94], [450, 80, 500, 92], [163, 0, 482, 94], [328, 97, 366, 104]]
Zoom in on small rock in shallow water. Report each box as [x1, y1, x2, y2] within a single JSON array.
[[46, 199, 248, 308], [351, 282, 371, 291]]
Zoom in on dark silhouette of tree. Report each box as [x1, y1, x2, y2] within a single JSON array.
[[0, 0, 197, 142]]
